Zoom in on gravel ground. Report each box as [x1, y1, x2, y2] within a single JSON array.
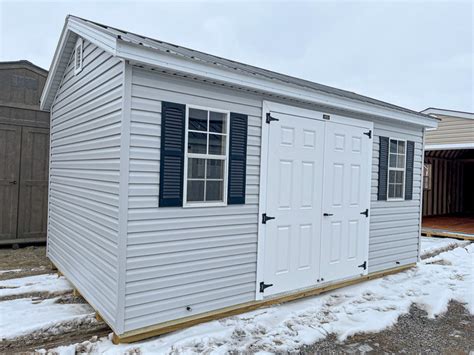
[[300, 301, 473, 353]]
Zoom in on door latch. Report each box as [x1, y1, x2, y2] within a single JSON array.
[[266, 113, 279, 124], [9, 181, 17, 185], [360, 209, 369, 218], [262, 213, 276, 224], [259, 282, 274, 293], [358, 261, 367, 270], [323, 213, 334, 217]]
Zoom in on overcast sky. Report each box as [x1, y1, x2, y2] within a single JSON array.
[[0, 0, 472, 112]]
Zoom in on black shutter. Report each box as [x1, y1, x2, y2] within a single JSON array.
[[228, 112, 248, 204], [405, 140, 415, 200], [159, 102, 185, 207], [378, 136, 389, 201]]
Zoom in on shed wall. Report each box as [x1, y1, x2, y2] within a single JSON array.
[[425, 115, 474, 146], [124, 67, 423, 332], [124, 68, 261, 332], [369, 121, 423, 272], [47, 40, 124, 328]]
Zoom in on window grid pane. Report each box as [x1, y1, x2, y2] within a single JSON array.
[[185, 108, 229, 205], [387, 139, 406, 199]]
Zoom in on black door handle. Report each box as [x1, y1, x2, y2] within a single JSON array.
[[9, 181, 17, 185], [323, 213, 333, 216]]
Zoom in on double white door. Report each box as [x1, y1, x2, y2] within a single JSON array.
[[261, 109, 372, 297]]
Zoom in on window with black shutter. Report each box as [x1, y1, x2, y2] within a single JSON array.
[[160, 102, 248, 207], [159, 102, 186, 207], [378, 136, 415, 201]]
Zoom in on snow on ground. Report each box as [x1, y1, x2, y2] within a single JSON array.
[[0, 297, 94, 340], [0, 269, 22, 275], [420, 236, 470, 258], [44, 243, 473, 354], [0, 274, 72, 298]]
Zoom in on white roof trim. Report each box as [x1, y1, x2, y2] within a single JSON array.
[[421, 108, 474, 120], [117, 41, 437, 128], [40, 16, 117, 110], [40, 16, 438, 128], [425, 143, 474, 151]]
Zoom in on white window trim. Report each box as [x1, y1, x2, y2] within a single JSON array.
[[74, 37, 83, 75], [387, 138, 407, 201], [183, 104, 230, 208]]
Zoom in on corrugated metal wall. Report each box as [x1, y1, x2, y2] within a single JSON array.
[[422, 156, 465, 217], [47, 40, 124, 328], [123, 66, 424, 332]]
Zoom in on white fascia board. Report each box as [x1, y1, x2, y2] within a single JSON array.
[[40, 20, 70, 110], [116, 40, 438, 128], [425, 143, 474, 150], [264, 100, 373, 130], [421, 108, 474, 120], [40, 18, 117, 111], [68, 17, 117, 54]]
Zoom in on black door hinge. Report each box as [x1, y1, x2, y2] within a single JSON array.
[[323, 114, 331, 120], [358, 261, 367, 270], [360, 209, 369, 218], [262, 213, 276, 224], [266, 113, 279, 124], [363, 130, 372, 139], [259, 281, 274, 293]]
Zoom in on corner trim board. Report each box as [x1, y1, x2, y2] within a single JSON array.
[[116, 60, 132, 334]]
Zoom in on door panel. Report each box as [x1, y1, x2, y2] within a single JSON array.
[[0, 124, 21, 240], [262, 112, 324, 296], [17, 127, 49, 239], [320, 121, 371, 282]]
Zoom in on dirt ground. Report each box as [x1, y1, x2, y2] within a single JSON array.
[[1, 244, 473, 354], [0, 245, 52, 280]]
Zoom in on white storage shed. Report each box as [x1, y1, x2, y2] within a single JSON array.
[[40, 16, 438, 342]]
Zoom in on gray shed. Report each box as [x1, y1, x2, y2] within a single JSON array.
[[0, 60, 49, 245], [40, 16, 438, 342]]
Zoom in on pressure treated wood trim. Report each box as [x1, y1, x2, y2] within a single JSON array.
[[113, 263, 416, 344], [421, 229, 474, 241]]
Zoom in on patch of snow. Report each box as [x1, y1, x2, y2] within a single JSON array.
[[0, 269, 22, 275], [0, 274, 72, 298], [420, 236, 470, 258], [43, 244, 473, 354], [0, 297, 94, 340]]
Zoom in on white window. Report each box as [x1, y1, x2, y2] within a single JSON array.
[[183, 106, 230, 207], [387, 138, 406, 200], [74, 38, 83, 75]]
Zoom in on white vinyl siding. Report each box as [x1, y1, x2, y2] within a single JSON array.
[[369, 121, 423, 273], [122, 68, 424, 331], [47, 39, 124, 328], [124, 68, 261, 332]]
